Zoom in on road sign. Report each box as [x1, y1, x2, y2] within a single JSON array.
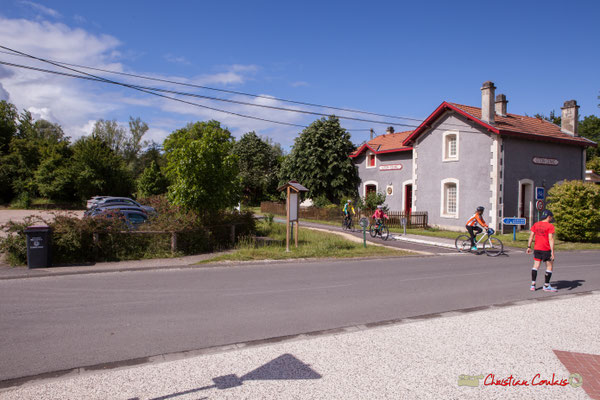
[[359, 217, 369, 229], [502, 217, 527, 225], [536, 200, 544, 211], [536, 187, 545, 200]]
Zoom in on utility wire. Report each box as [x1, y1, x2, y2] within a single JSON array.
[[0, 58, 419, 129], [0, 47, 309, 128], [0, 48, 425, 123]]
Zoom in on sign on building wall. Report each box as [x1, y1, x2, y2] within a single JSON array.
[[532, 157, 559, 166], [386, 186, 393, 195], [379, 164, 403, 171]]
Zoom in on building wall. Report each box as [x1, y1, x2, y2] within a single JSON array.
[[413, 113, 495, 231], [354, 150, 413, 211], [502, 136, 585, 228]]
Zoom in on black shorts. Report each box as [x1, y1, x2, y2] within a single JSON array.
[[534, 250, 552, 262]]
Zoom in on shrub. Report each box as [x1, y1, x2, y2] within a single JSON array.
[[546, 180, 600, 243], [358, 191, 387, 214]]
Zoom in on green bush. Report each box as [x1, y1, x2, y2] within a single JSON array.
[[358, 191, 387, 214], [0, 196, 257, 266], [547, 180, 600, 243]]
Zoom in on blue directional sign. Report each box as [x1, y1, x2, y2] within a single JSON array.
[[502, 218, 527, 225], [535, 187, 545, 200]]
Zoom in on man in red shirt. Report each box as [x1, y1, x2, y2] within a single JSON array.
[[526, 210, 557, 292]]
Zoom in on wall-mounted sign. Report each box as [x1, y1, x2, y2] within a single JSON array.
[[386, 185, 393, 195], [532, 157, 559, 166], [379, 164, 403, 171]]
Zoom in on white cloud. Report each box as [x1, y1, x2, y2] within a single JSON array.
[[0, 83, 9, 101], [19, 1, 62, 18], [164, 54, 190, 65]]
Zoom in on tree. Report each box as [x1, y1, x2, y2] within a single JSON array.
[[0, 100, 18, 155], [92, 119, 127, 155], [279, 116, 359, 204], [124, 116, 149, 164], [137, 161, 168, 197], [232, 131, 281, 205], [579, 115, 600, 160], [71, 136, 133, 200], [34, 142, 77, 201], [163, 120, 239, 215]]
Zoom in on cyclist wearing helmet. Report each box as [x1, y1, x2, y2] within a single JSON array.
[[465, 206, 489, 251], [343, 199, 355, 226], [372, 205, 389, 224]]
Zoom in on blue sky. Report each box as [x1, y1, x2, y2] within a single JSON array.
[[0, 0, 598, 149]]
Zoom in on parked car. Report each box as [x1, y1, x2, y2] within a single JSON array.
[[86, 196, 110, 209], [93, 209, 149, 229], [86, 205, 148, 218], [92, 197, 156, 215]]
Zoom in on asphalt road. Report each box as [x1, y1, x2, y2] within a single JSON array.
[[1, 251, 599, 383]]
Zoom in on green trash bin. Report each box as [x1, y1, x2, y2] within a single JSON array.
[[24, 225, 52, 268]]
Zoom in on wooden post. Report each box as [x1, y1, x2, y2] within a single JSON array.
[[295, 192, 299, 248], [171, 232, 177, 253], [286, 186, 291, 252], [230, 224, 236, 244]]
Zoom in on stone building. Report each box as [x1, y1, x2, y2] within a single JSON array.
[[351, 82, 597, 231]]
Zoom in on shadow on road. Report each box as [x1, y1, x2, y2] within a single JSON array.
[[553, 279, 585, 291], [128, 353, 321, 400]]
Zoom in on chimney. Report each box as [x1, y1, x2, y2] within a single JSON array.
[[481, 81, 496, 124], [495, 94, 508, 117], [370, 128, 374, 140], [386, 126, 395, 134], [561, 100, 579, 136]]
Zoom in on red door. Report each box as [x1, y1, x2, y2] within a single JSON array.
[[405, 185, 413, 215]]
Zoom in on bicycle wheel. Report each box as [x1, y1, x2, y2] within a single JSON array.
[[380, 225, 389, 240], [455, 235, 472, 252], [342, 218, 348, 231], [369, 225, 377, 238], [348, 219, 355, 232], [484, 237, 503, 257]]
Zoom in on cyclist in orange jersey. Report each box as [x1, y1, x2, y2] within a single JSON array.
[[465, 206, 489, 251]]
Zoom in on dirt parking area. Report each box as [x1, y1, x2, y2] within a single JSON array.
[[0, 209, 84, 227]]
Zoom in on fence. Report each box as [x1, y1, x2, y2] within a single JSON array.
[[260, 202, 428, 229]]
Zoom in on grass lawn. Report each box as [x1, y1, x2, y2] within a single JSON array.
[[199, 221, 409, 263]]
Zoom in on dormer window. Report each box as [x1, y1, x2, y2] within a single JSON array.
[[443, 131, 459, 161], [367, 152, 376, 168]]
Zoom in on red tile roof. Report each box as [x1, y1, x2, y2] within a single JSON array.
[[404, 102, 597, 147], [350, 130, 413, 158]]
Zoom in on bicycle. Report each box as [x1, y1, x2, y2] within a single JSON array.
[[455, 228, 503, 257], [369, 219, 390, 240], [342, 214, 355, 232]]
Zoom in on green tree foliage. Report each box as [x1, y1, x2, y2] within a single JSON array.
[[92, 119, 127, 155], [124, 116, 149, 164], [0, 100, 18, 154], [279, 116, 359, 203], [547, 180, 600, 243], [579, 115, 600, 160], [358, 191, 387, 213], [232, 131, 281, 205], [163, 120, 239, 215], [587, 157, 600, 173], [137, 161, 169, 197], [70, 136, 133, 200], [34, 142, 77, 201]]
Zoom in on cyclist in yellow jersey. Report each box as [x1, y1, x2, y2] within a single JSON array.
[[343, 199, 355, 227], [465, 206, 489, 251]]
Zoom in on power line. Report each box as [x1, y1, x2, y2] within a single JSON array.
[[0, 48, 426, 123], [0, 47, 309, 128], [0, 58, 419, 130]]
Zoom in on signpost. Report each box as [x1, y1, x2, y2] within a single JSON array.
[[277, 181, 309, 252], [359, 217, 369, 248], [535, 187, 545, 200], [502, 217, 527, 241]]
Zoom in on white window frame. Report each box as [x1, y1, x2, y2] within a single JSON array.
[[366, 152, 377, 169], [440, 178, 459, 218], [363, 180, 378, 197], [442, 130, 459, 162]]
